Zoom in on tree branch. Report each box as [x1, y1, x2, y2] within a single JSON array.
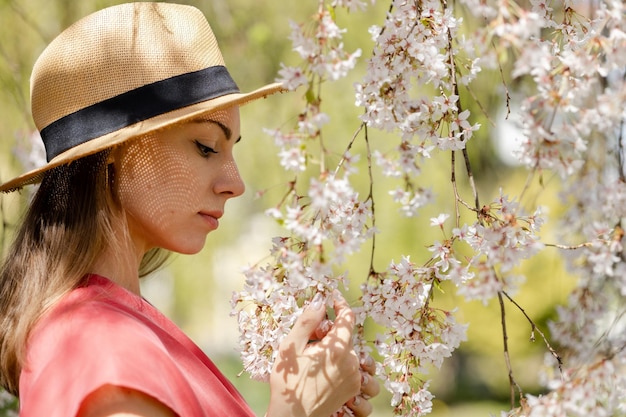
[[502, 290, 563, 375], [498, 291, 523, 409]]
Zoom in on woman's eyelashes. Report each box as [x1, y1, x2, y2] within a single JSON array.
[[194, 140, 218, 157]]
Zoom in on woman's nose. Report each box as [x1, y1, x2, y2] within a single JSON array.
[[214, 158, 245, 198]]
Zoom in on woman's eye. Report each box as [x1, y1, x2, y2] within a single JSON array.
[[195, 140, 218, 157]]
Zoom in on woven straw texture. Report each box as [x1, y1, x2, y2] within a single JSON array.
[[32, 3, 223, 131]]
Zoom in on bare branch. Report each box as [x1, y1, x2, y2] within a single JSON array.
[[498, 291, 524, 409], [451, 151, 461, 228], [364, 125, 379, 279], [502, 290, 563, 375], [544, 242, 594, 250], [333, 122, 365, 177]]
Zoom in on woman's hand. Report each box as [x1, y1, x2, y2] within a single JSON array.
[[341, 353, 380, 416], [266, 292, 362, 417], [313, 324, 381, 417]]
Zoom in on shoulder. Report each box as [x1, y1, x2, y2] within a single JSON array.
[[25, 278, 183, 383], [29, 282, 159, 358], [19, 281, 186, 417]]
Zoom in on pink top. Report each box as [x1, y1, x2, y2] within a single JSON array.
[[19, 274, 255, 417]]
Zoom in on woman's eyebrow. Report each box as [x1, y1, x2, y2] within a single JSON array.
[[193, 119, 235, 141]]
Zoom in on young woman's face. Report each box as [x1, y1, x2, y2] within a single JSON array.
[[114, 106, 244, 255]]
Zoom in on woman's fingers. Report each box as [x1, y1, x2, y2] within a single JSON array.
[[268, 291, 363, 417], [312, 319, 332, 340], [338, 374, 379, 417], [280, 292, 327, 353], [322, 291, 356, 349], [346, 395, 373, 417], [358, 355, 380, 399], [280, 290, 356, 354], [360, 354, 376, 376], [339, 355, 380, 416], [359, 371, 380, 399]]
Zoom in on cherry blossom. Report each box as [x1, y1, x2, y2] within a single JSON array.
[[228, 0, 626, 415]]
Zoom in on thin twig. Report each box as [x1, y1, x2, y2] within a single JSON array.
[[333, 122, 365, 177], [377, 1, 395, 37], [333, 121, 378, 279], [444, 17, 481, 214], [544, 241, 594, 250], [518, 169, 536, 203], [461, 148, 481, 211], [315, 77, 327, 175], [364, 125, 379, 279], [451, 151, 461, 228], [498, 291, 524, 409], [502, 290, 563, 374], [494, 40, 511, 120], [273, 179, 298, 210], [445, 12, 468, 227], [618, 71, 626, 181], [451, 152, 485, 220], [451, 65, 481, 212]]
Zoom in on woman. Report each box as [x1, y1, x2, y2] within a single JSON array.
[[0, 3, 378, 416]]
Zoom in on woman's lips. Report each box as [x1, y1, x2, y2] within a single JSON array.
[[198, 211, 222, 230]]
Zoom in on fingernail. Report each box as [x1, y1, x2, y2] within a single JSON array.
[[361, 355, 374, 367], [310, 293, 324, 310], [361, 373, 369, 386], [319, 319, 331, 334], [352, 396, 360, 406]]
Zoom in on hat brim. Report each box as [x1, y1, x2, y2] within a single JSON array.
[[1, 82, 286, 193]]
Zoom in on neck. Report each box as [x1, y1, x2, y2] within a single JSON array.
[[89, 216, 145, 295], [90, 249, 142, 294]]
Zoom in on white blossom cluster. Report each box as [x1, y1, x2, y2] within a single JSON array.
[[354, 0, 482, 140], [452, 192, 545, 304], [277, 4, 362, 90], [232, 0, 626, 415], [463, 0, 626, 415], [232, 172, 375, 381], [504, 0, 626, 179], [352, 190, 543, 414], [511, 356, 626, 417], [357, 255, 467, 416], [233, 1, 379, 412], [355, 0, 481, 216], [270, 3, 363, 175]]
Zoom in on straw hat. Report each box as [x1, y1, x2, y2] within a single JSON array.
[[0, 2, 285, 193]]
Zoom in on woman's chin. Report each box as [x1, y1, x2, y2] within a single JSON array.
[[164, 239, 207, 256]]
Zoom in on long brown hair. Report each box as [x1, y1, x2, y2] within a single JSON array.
[[0, 150, 168, 395]]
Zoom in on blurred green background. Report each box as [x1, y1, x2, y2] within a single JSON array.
[[0, 1, 575, 416]]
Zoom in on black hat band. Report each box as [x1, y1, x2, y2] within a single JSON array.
[[41, 65, 240, 162]]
